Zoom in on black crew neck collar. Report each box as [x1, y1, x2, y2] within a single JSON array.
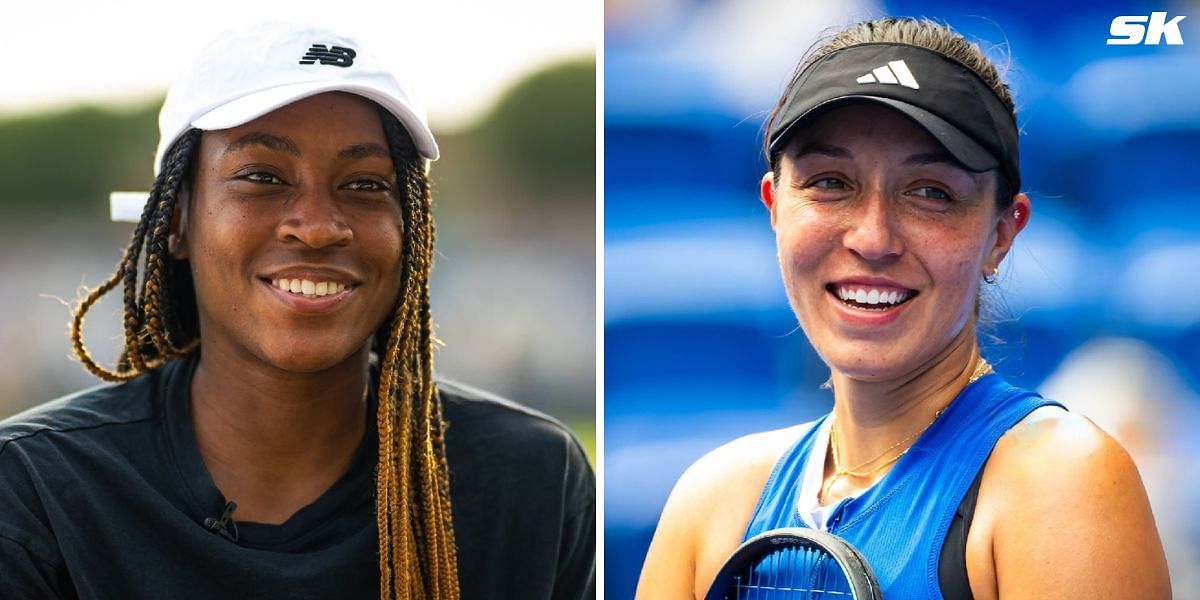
[[159, 352, 378, 550]]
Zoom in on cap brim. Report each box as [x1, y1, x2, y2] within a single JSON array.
[[770, 95, 997, 173], [191, 80, 440, 161]]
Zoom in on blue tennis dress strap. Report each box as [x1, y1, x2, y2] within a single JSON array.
[[740, 374, 1064, 599]]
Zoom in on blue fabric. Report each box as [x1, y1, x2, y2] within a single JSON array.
[[741, 374, 1064, 599]]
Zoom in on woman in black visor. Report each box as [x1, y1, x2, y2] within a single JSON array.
[[638, 17, 1168, 600]]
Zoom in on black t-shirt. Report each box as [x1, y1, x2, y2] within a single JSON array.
[[0, 354, 595, 599]]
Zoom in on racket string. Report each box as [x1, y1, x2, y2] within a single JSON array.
[[730, 544, 856, 599]]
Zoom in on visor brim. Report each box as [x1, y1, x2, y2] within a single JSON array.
[[769, 95, 998, 173]]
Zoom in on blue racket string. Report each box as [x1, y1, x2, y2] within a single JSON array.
[[730, 543, 855, 599]]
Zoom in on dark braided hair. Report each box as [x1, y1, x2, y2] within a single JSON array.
[[70, 107, 460, 599]]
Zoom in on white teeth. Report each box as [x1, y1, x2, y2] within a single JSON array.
[[835, 286, 911, 308], [272, 278, 347, 298]]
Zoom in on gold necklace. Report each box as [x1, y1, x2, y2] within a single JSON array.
[[820, 357, 992, 502]]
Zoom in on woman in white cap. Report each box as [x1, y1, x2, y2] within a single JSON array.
[[638, 18, 1168, 599], [0, 22, 594, 599]]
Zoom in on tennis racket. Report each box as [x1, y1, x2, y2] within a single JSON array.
[[704, 527, 882, 600]]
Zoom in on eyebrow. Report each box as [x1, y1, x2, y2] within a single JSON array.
[[902, 151, 962, 168], [792, 142, 964, 169], [790, 142, 852, 161], [222, 132, 301, 157], [221, 133, 391, 164], [336, 143, 391, 161]]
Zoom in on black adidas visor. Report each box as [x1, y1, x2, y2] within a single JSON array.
[[768, 43, 1020, 192]]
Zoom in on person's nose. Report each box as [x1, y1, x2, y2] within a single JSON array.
[[276, 185, 354, 248], [842, 188, 903, 262]]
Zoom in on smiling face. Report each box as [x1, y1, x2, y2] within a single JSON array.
[[762, 102, 1028, 382], [177, 92, 405, 374]]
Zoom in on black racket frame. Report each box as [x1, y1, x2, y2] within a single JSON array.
[[704, 527, 883, 600]]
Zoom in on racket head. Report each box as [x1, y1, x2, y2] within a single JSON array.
[[704, 527, 882, 600]]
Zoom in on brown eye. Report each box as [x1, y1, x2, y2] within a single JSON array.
[[242, 172, 285, 185], [812, 177, 847, 190], [343, 179, 391, 192], [911, 186, 951, 200]]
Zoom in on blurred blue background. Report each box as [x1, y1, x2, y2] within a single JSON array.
[[604, 0, 1200, 596]]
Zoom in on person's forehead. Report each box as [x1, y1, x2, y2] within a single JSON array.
[[242, 92, 381, 129], [202, 92, 389, 152]]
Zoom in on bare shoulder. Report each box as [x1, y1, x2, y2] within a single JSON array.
[[986, 406, 1145, 499], [970, 406, 1170, 599], [635, 422, 815, 600], [676, 423, 809, 502]]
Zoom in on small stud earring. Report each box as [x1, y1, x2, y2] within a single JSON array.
[[983, 267, 999, 284], [1013, 208, 1021, 220]]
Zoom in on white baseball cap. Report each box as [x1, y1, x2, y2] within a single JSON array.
[[154, 21, 438, 174]]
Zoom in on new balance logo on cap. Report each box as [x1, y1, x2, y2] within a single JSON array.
[[298, 44, 357, 67], [856, 60, 920, 89]]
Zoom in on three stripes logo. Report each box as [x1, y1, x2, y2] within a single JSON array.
[[298, 44, 357, 68], [855, 60, 920, 90]]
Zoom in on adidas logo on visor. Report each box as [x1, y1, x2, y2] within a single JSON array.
[[856, 60, 920, 90]]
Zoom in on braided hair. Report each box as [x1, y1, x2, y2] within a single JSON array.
[[70, 108, 460, 599]]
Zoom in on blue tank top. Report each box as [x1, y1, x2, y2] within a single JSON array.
[[741, 374, 1063, 598]]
